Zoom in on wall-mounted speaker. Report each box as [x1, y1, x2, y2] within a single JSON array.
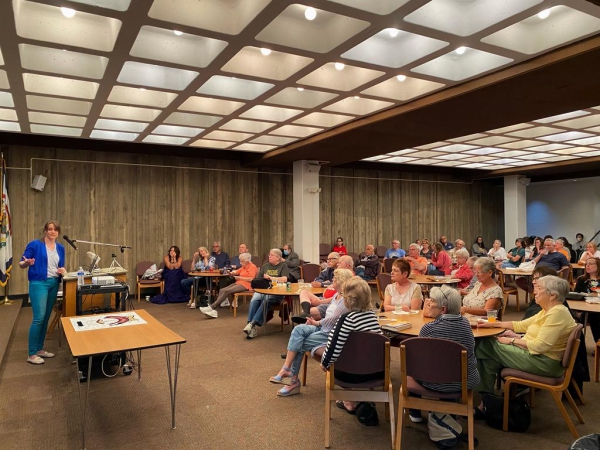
[[30, 175, 47, 192]]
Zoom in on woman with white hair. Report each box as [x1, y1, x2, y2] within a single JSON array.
[[487, 240, 507, 262], [200, 252, 257, 318], [461, 258, 502, 317], [475, 276, 577, 417], [451, 248, 473, 289]]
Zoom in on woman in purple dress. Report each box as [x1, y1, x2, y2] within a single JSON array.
[[151, 246, 189, 304]]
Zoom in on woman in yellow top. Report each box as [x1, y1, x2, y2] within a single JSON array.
[[474, 275, 576, 413]]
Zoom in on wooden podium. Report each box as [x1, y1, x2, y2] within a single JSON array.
[[62, 268, 128, 317]]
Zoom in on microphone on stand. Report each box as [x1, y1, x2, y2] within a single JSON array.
[[63, 235, 78, 250]]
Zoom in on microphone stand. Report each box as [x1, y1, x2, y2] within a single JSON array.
[[71, 239, 131, 270]]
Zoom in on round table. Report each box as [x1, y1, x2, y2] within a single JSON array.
[[410, 274, 462, 285], [189, 271, 231, 306], [254, 283, 326, 314], [378, 310, 504, 338]]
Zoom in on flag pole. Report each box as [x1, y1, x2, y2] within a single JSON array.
[[0, 153, 13, 305]]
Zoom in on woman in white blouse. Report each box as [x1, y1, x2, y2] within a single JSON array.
[[487, 240, 507, 262], [578, 241, 600, 264], [383, 259, 423, 312], [461, 257, 503, 317]]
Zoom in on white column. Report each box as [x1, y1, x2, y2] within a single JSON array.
[[504, 175, 528, 245], [293, 160, 320, 264]]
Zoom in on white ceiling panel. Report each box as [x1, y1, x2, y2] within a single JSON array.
[[256, 4, 370, 54], [26, 95, 92, 116], [164, 112, 222, 128], [90, 130, 138, 141], [179, 97, 244, 116], [190, 139, 235, 149], [23, 73, 99, 99], [13, 0, 122, 52], [233, 143, 276, 152], [28, 111, 86, 127], [130, 26, 228, 68], [554, 115, 600, 129], [534, 110, 590, 123], [100, 104, 161, 121], [361, 76, 445, 102], [68, 0, 131, 11], [153, 125, 203, 137], [204, 130, 253, 142], [293, 112, 354, 128], [0, 120, 20, 132], [297, 63, 385, 91], [30, 124, 81, 136], [142, 135, 189, 145], [269, 125, 323, 137], [95, 119, 148, 133], [19, 44, 109, 80], [107, 86, 178, 108], [323, 97, 394, 115], [221, 47, 313, 81], [197, 76, 274, 100], [327, 0, 409, 15], [505, 126, 561, 138], [239, 105, 303, 122], [250, 135, 297, 146], [0, 70, 8, 89], [219, 119, 276, 134], [0, 109, 17, 121], [117, 62, 199, 91], [265, 88, 338, 109]]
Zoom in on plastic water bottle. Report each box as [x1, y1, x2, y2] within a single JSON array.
[[77, 266, 85, 287]]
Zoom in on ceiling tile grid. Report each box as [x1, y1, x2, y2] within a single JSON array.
[[0, 0, 597, 171]]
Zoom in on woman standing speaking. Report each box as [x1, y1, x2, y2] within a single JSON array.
[[19, 220, 66, 365]]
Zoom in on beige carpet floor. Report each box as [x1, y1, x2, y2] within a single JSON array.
[[0, 298, 598, 450]]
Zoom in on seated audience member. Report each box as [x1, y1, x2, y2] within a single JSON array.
[[282, 244, 300, 281], [449, 239, 468, 262], [459, 257, 479, 295], [573, 233, 585, 252], [578, 241, 600, 264], [293, 254, 355, 323], [517, 238, 569, 292], [430, 242, 452, 276], [528, 236, 544, 261], [555, 238, 570, 260], [383, 259, 423, 312], [475, 276, 577, 416], [415, 239, 423, 251], [574, 257, 600, 342], [151, 246, 189, 304], [182, 246, 216, 308], [461, 257, 502, 317], [405, 243, 428, 275], [521, 266, 559, 319], [210, 241, 230, 269], [410, 286, 480, 423], [487, 239, 507, 262], [332, 237, 347, 256], [451, 248, 473, 289], [501, 238, 526, 268], [420, 239, 433, 259], [523, 236, 534, 261], [199, 253, 258, 318], [472, 236, 487, 257], [440, 235, 454, 251], [268, 269, 354, 397], [321, 277, 383, 413], [244, 249, 290, 339], [385, 239, 406, 259], [354, 244, 380, 281], [230, 243, 249, 269]]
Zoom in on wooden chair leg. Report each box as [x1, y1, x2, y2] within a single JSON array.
[[301, 353, 309, 386], [595, 341, 600, 382], [394, 395, 405, 450], [570, 379, 585, 404], [325, 388, 331, 448], [232, 294, 238, 318], [550, 390, 580, 439], [515, 289, 520, 312], [564, 389, 585, 424]]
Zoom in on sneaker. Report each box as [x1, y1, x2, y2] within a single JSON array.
[[27, 355, 45, 365], [408, 409, 423, 423], [220, 299, 230, 308], [243, 322, 253, 336], [199, 306, 211, 314], [203, 308, 218, 318], [246, 326, 257, 339]]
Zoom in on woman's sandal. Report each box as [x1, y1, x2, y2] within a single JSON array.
[[269, 366, 292, 385], [336, 400, 356, 415], [277, 380, 300, 397]]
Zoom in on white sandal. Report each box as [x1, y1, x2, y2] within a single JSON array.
[[27, 355, 45, 365]]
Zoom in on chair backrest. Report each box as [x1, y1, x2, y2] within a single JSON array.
[[348, 252, 359, 265], [181, 259, 193, 275], [401, 337, 467, 387], [319, 243, 331, 259], [383, 258, 395, 273], [558, 267, 570, 280], [251, 256, 263, 268], [334, 331, 389, 379], [136, 260, 156, 278], [300, 263, 321, 282], [376, 273, 392, 304], [375, 246, 387, 259], [562, 324, 583, 368]]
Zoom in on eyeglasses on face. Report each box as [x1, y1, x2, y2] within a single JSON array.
[[327, 257, 338, 261]]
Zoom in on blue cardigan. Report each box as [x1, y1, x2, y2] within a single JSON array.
[[22, 239, 66, 281]]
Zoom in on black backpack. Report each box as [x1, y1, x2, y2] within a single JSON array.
[[355, 402, 379, 426]]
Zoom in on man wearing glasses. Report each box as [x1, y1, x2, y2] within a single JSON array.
[[385, 239, 406, 259], [210, 241, 230, 269]]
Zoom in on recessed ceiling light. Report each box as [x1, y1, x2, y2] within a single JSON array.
[[354, 96, 359, 100], [60, 7, 76, 18], [388, 28, 399, 38], [334, 62, 345, 71], [396, 75, 407, 82], [173, 30, 183, 36], [455, 46, 466, 55], [304, 7, 317, 21], [537, 9, 550, 19], [140, 88, 146, 91], [260, 48, 271, 56], [296, 87, 304, 91]]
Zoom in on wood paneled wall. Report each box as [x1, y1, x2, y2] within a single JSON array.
[[4, 146, 503, 294]]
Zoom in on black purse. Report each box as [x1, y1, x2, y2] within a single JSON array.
[[480, 391, 531, 432], [251, 279, 271, 290]]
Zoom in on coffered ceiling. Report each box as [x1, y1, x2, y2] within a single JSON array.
[[1, 0, 600, 177]]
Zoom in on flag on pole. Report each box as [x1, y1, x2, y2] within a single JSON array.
[[0, 159, 12, 287]]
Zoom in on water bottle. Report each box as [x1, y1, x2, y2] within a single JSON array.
[[77, 266, 85, 287]]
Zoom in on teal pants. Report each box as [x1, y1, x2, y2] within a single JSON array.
[[476, 337, 563, 393]]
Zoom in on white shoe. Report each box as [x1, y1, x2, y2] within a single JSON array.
[[246, 326, 257, 339], [199, 306, 210, 314], [189, 302, 196, 309], [220, 299, 230, 308], [243, 322, 253, 335], [27, 355, 45, 365], [36, 351, 55, 358], [204, 308, 218, 318]]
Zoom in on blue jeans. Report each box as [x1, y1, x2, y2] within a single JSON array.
[[286, 324, 328, 376], [181, 277, 207, 298], [247, 292, 280, 326], [28, 278, 60, 356]]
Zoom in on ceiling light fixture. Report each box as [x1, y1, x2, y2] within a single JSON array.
[[304, 7, 317, 21], [388, 28, 399, 38], [334, 62, 345, 71], [537, 9, 550, 19], [396, 75, 407, 82], [260, 48, 272, 56], [173, 30, 183, 36], [60, 7, 76, 18], [297, 87, 304, 91], [455, 46, 466, 55], [354, 96, 359, 100]]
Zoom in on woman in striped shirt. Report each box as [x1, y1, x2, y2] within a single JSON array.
[[320, 276, 382, 414]]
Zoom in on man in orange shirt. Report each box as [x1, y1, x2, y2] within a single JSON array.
[[404, 243, 428, 275], [555, 238, 570, 260]]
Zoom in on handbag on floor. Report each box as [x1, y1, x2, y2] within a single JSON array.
[[428, 412, 462, 449], [480, 391, 531, 432]]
